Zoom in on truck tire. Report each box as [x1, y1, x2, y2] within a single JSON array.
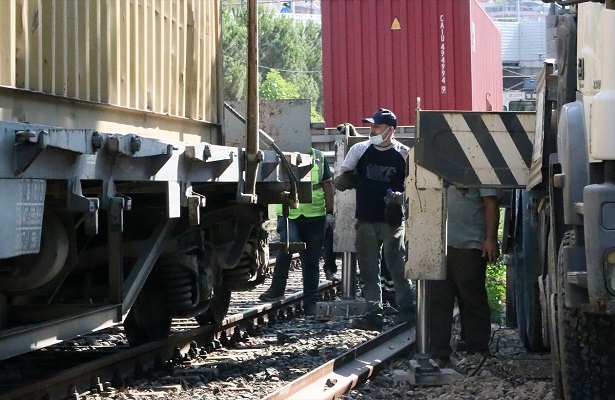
[[515, 273, 547, 352], [513, 248, 529, 346], [505, 260, 517, 328], [513, 190, 547, 352], [503, 208, 517, 328], [525, 282, 547, 352], [511, 191, 528, 343], [557, 231, 615, 400], [546, 229, 563, 399]]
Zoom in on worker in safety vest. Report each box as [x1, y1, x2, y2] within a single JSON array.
[[259, 148, 334, 315]]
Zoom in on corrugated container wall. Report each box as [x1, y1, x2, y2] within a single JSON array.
[[469, 0, 502, 112], [322, 0, 502, 127], [497, 21, 547, 63], [0, 0, 221, 140]]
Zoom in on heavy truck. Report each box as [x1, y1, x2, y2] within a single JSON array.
[[508, 1, 615, 398], [406, 0, 614, 398]]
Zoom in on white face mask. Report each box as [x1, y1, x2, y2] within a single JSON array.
[[369, 127, 390, 146]]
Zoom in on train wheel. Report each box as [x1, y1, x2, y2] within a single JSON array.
[[0, 211, 69, 292], [195, 286, 231, 326], [124, 282, 172, 347], [557, 231, 615, 399]]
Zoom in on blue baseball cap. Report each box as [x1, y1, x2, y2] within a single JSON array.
[[362, 108, 397, 128]]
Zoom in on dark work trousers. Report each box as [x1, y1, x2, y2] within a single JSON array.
[[322, 217, 339, 274], [379, 248, 397, 308], [270, 215, 326, 306], [355, 221, 415, 322], [430, 246, 491, 360]]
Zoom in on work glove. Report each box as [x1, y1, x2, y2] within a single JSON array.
[[384, 190, 404, 205], [334, 170, 359, 191], [337, 123, 360, 137], [325, 213, 335, 228]]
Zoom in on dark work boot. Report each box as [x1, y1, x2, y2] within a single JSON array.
[[350, 314, 383, 331], [258, 289, 284, 302]]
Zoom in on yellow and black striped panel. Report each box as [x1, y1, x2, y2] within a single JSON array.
[[416, 111, 536, 188]]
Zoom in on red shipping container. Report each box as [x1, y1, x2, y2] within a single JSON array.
[[322, 0, 502, 127]]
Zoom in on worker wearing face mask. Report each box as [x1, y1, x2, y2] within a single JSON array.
[[334, 108, 416, 331]]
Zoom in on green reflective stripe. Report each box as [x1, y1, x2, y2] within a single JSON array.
[[313, 148, 325, 183]]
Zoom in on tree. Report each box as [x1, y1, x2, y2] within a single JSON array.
[[259, 69, 323, 121], [221, 5, 323, 120], [222, 7, 249, 102], [259, 69, 300, 100]]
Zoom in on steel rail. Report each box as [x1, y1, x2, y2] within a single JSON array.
[[0, 281, 337, 400], [262, 322, 416, 400]]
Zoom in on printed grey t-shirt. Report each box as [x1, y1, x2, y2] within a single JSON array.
[[447, 185, 498, 250]]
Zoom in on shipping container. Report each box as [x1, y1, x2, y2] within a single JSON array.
[[0, 0, 221, 143], [321, 0, 502, 127]]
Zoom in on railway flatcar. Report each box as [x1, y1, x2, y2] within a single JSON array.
[[0, 0, 311, 360]]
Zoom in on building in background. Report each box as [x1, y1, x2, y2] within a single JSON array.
[[479, 0, 551, 109], [261, 0, 321, 22]]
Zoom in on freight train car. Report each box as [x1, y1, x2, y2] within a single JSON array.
[[321, 0, 503, 127], [0, 0, 311, 360]]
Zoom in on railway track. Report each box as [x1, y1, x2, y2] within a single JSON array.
[[0, 257, 555, 400], [1, 307, 413, 400], [0, 257, 406, 400]]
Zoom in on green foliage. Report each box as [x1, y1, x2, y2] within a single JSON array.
[[486, 211, 506, 323], [260, 69, 300, 100], [221, 5, 323, 120], [486, 259, 506, 323], [258, 70, 323, 121], [311, 106, 323, 122], [222, 7, 249, 103]]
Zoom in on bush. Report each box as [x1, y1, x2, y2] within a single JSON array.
[[486, 259, 506, 323], [486, 211, 506, 323]]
